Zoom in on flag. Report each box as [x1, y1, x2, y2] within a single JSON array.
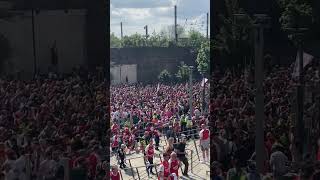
[[292, 52, 314, 78], [201, 78, 208, 87]]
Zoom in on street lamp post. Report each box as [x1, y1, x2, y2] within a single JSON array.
[[234, 13, 271, 174], [285, 28, 308, 161]]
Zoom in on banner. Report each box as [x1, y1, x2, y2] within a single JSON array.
[[201, 78, 208, 87], [292, 52, 314, 78]]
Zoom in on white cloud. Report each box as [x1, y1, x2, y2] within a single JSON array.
[[110, 0, 210, 37]]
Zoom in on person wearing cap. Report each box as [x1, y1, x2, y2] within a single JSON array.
[[169, 152, 180, 180], [174, 135, 189, 177], [158, 153, 170, 180], [199, 123, 210, 162]]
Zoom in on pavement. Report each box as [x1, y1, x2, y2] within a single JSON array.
[[110, 137, 210, 180]]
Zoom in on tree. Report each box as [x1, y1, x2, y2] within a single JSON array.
[[179, 30, 207, 50], [212, 0, 253, 67], [196, 41, 210, 75], [121, 33, 147, 47], [158, 69, 171, 83], [160, 24, 186, 40], [147, 32, 170, 47], [110, 33, 121, 48], [176, 62, 190, 82], [278, 0, 315, 44], [278, 0, 313, 30]]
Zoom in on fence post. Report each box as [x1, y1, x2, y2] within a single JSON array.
[[129, 159, 135, 179], [193, 139, 200, 160], [26, 154, 31, 180], [61, 158, 70, 180], [119, 169, 124, 180], [136, 168, 141, 180], [191, 150, 193, 173]]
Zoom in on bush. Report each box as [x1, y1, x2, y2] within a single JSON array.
[[158, 69, 171, 83]]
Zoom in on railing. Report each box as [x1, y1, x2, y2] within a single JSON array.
[[118, 164, 161, 180]]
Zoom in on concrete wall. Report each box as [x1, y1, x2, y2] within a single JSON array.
[[110, 47, 196, 83], [110, 64, 137, 85], [0, 9, 87, 78]]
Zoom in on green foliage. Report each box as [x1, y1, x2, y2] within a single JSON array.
[[110, 33, 121, 48], [278, 0, 313, 30], [158, 69, 171, 83], [110, 25, 208, 49], [147, 32, 170, 47], [196, 41, 210, 75], [122, 33, 147, 47], [212, 0, 253, 66], [176, 62, 190, 82], [178, 30, 207, 50]]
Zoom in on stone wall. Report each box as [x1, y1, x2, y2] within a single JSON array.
[[0, 9, 87, 79], [110, 47, 197, 83]]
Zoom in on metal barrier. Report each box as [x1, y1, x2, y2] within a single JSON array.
[[119, 164, 161, 180]]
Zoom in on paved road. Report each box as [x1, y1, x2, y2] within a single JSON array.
[[110, 138, 210, 180]]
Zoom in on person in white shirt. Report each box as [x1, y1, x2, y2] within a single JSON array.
[[199, 124, 210, 162]]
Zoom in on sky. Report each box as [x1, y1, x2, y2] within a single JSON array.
[[110, 0, 210, 38]]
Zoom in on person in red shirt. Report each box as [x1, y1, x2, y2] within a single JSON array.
[[145, 140, 156, 175], [169, 152, 180, 180], [110, 165, 120, 180], [87, 145, 100, 179], [158, 153, 170, 180], [111, 135, 120, 154], [199, 124, 210, 162], [111, 122, 119, 134]]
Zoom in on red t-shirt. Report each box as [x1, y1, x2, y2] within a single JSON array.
[[202, 129, 210, 140], [158, 160, 170, 180], [146, 145, 154, 158], [169, 159, 180, 178], [87, 153, 99, 177], [110, 171, 120, 180]]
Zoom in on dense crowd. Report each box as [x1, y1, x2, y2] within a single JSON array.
[[210, 60, 320, 180], [110, 82, 210, 179], [0, 74, 109, 180]]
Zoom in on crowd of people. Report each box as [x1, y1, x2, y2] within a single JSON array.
[[0, 73, 109, 180], [210, 60, 320, 180], [0, 58, 319, 180], [110, 82, 210, 179]]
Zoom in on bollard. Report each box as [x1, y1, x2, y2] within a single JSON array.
[[136, 168, 141, 180], [61, 158, 70, 180]]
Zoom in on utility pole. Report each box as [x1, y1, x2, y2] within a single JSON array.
[[206, 12, 209, 39], [120, 22, 123, 39], [174, 5, 178, 44], [31, 4, 37, 79], [144, 25, 148, 38], [253, 14, 270, 174]]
